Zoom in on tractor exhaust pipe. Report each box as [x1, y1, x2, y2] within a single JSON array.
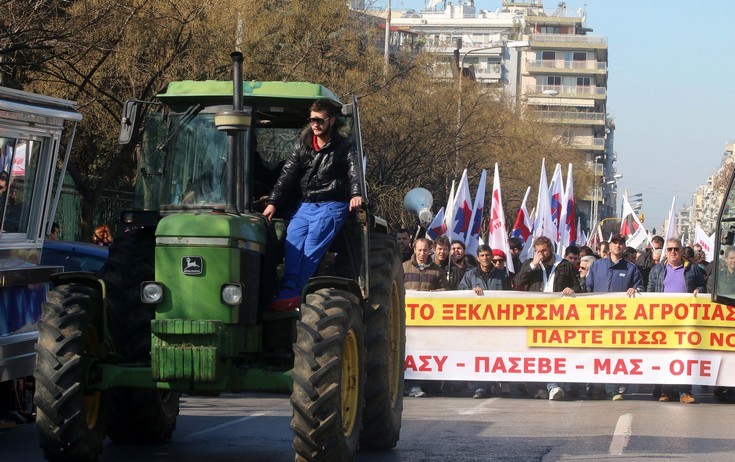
[[215, 51, 250, 214]]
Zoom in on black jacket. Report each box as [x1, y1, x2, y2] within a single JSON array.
[[268, 127, 361, 207], [516, 258, 582, 293]]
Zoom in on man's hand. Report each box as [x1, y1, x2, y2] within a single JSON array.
[[474, 287, 483, 296], [693, 289, 700, 296], [532, 249, 544, 266], [349, 196, 363, 212], [263, 204, 276, 221], [561, 287, 575, 296], [626, 287, 639, 297]]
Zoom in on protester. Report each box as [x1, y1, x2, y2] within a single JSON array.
[[403, 237, 449, 398], [433, 235, 463, 289], [636, 235, 664, 289], [585, 233, 644, 400], [516, 236, 580, 400], [647, 237, 705, 404], [395, 228, 413, 262], [578, 255, 596, 292]]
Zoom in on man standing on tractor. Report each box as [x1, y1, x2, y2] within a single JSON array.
[[263, 98, 363, 311]]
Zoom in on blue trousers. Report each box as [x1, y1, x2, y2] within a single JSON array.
[[278, 201, 349, 299]]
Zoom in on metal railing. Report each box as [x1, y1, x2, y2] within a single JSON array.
[[536, 110, 606, 124], [527, 84, 607, 97], [531, 34, 608, 45], [526, 59, 607, 72]]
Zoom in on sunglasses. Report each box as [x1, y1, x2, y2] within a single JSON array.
[[492, 259, 505, 264], [307, 117, 330, 125], [666, 247, 680, 253]]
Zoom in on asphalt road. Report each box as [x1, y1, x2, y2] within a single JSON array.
[[2, 385, 735, 461]]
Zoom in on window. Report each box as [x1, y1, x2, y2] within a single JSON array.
[[577, 77, 591, 86], [0, 137, 45, 234], [541, 51, 556, 61], [547, 76, 562, 86], [540, 26, 561, 34], [572, 52, 587, 61]]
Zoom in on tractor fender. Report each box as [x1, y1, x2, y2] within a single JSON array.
[[304, 276, 364, 306]]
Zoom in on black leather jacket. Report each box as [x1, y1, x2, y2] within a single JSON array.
[[268, 127, 361, 207]]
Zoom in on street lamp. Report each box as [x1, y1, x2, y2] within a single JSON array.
[[455, 40, 529, 173], [592, 155, 603, 227]]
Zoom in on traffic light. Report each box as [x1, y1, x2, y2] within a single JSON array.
[[639, 214, 644, 223]]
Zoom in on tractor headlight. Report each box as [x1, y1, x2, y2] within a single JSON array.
[[141, 282, 163, 304], [221, 284, 243, 305]]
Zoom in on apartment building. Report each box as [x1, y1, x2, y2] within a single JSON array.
[[385, 0, 616, 230], [677, 142, 735, 240]]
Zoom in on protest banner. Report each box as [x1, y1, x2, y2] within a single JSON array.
[[405, 290, 735, 386]]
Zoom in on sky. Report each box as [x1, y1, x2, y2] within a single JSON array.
[[382, 0, 735, 233]]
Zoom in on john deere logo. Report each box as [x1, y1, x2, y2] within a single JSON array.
[[182, 256, 203, 275]]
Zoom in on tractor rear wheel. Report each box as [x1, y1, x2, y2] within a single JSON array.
[[103, 229, 180, 443], [360, 233, 406, 450], [291, 289, 365, 462], [34, 283, 105, 462]]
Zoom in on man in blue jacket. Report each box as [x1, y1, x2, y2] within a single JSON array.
[[586, 234, 644, 296], [584, 233, 644, 400], [647, 237, 705, 404]]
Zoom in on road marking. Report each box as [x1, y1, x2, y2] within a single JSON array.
[[187, 412, 269, 437], [460, 398, 499, 415], [608, 413, 633, 456]]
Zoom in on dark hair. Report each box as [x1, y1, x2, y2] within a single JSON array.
[[564, 245, 580, 257], [682, 246, 695, 261], [477, 244, 492, 255], [623, 247, 637, 258], [395, 228, 410, 236], [508, 237, 523, 251], [450, 239, 466, 250], [51, 222, 60, 232], [651, 235, 664, 246], [310, 98, 341, 117], [579, 245, 594, 257], [434, 235, 450, 249]]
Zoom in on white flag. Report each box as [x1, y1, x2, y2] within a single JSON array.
[[694, 225, 715, 262], [488, 164, 513, 273]]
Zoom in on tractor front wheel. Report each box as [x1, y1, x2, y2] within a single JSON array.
[[34, 283, 105, 462], [291, 289, 365, 462]]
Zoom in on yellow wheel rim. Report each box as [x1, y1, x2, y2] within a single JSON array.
[[341, 329, 359, 436], [388, 279, 402, 405], [83, 326, 102, 429]]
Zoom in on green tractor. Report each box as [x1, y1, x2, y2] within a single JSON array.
[[33, 52, 406, 461]]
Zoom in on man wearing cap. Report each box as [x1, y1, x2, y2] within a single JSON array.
[[584, 233, 644, 400], [459, 245, 511, 293], [586, 234, 644, 296]]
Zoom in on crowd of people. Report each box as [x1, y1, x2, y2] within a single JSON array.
[[397, 228, 720, 404]]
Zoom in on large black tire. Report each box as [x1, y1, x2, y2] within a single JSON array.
[[360, 233, 406, 450], [34, 283, 106, 462], [102, 229, 180, 443], [291, 289, 366, 462], [103, 229, 156, 362]]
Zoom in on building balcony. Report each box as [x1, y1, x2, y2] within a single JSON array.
[[535, 110, 606, 126], [469, 65, 502, 81], [526, 59, 607, 75], [566, 136, 605, 151], [526, 84, 607, 99], [529, 34, 608, 50]]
